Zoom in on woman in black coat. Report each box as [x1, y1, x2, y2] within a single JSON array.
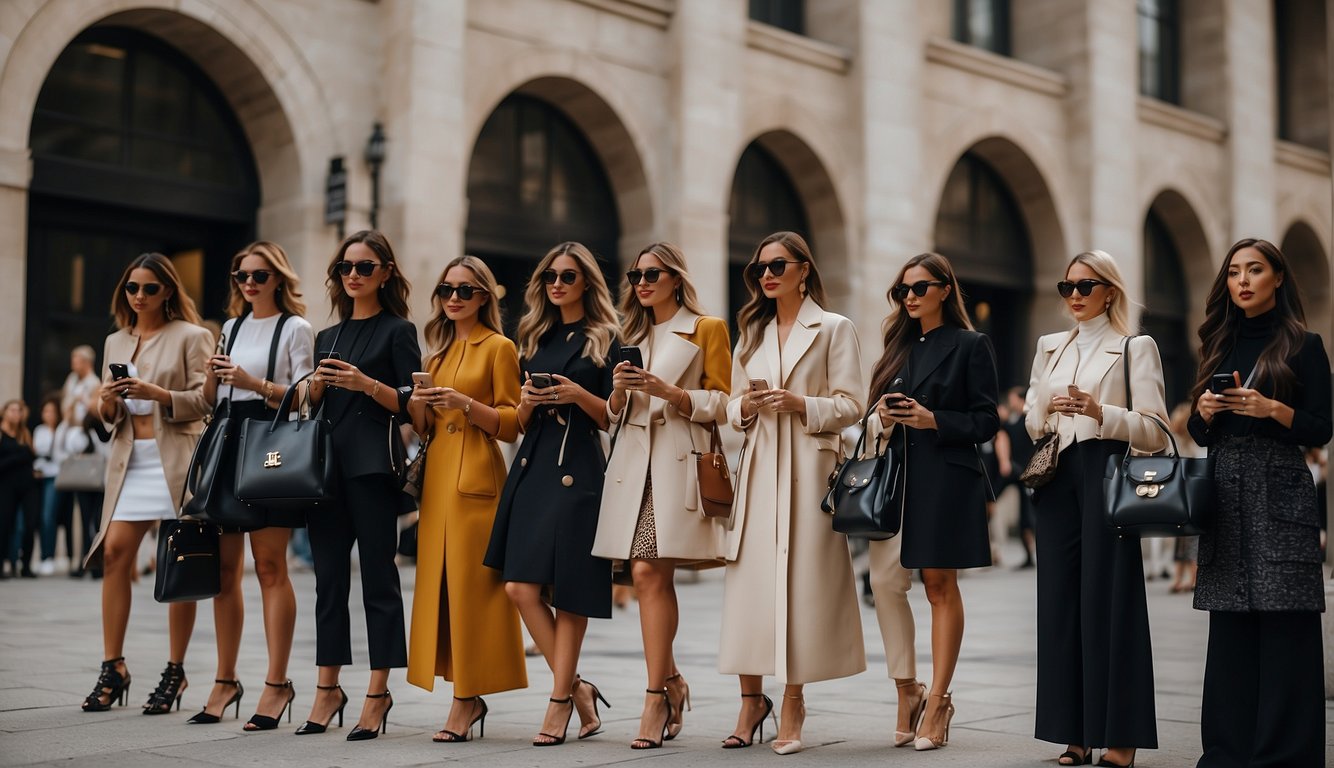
[[484, 242, 619, 745], [865, 252, 999, 752], [300, 230, 419, 741], [1189, 238, 1329, 768]]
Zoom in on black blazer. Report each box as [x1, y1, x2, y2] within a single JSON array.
[[314, 313, 420, 480]]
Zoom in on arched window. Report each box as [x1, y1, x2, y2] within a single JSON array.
[[934, 152, 1032, 388], [465, 95, 621, 331], [1141, 210, 1193, 406], [727, 143, 811, 337]]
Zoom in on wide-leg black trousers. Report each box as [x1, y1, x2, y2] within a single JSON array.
[[307, 472, 407, 669], [1197, 611, 1324, 767], [1034, 439, 1158, 748]]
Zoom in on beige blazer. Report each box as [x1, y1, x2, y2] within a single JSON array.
[[85, 320, 213, 567], [1024, 330, 1170, 453], [591, 309, 731, 564], [719, 299, 866, 684]]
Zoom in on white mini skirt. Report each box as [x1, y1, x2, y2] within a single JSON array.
[[112, 439, 176, 522]]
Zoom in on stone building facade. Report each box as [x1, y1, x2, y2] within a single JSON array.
[[0, 0, 1330, 408]]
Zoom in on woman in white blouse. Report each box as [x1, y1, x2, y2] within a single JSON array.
[[196, 241, 314, 730]]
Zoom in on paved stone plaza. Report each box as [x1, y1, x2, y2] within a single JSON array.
[[0, 543, 1329, 767]]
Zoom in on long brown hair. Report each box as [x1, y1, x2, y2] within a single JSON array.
[[110, 253, 202, 330], [867, 252, 973, 400], [1, 400, 32, 447], [618, 242, 707, 345], [515, 242, 619, 365], [424, 255, 505, 368], [735, 232, 828, 363], [325, 230, 411, 321], [226, 240, 307, 318], [1191, 238, 1307, 402]]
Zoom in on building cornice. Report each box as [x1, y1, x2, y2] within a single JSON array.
[[568, 0, 673, 28], [746, 21, 852, 74], [1136, 96, 1227, 143], [1275, 139, 1332, 175], [925, 37, 1067, 97]]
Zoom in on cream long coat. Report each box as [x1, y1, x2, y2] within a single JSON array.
[[86, 320, 213, 567], [591, 309, 730, 564], [718, 300, 867, 683]]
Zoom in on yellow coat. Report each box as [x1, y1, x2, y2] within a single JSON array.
[[407, 325, 525, 696]]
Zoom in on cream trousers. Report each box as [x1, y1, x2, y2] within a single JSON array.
[[868, 534, 916, 680]]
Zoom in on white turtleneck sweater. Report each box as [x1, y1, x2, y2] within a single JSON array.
[[1045, 313, 1118, 449]]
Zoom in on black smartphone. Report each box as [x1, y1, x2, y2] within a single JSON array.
[[885, 377, 909, 410], [618, 345, 643, 370], [530, 373, 555, 389], [317, 351, 342, 365], [1210, 373, 1236, 394], [109, 363, 130, 381]]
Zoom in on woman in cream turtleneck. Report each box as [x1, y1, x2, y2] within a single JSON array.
[[1023, 250, 1168, 768]]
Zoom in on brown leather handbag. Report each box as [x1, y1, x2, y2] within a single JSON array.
[[694, 423, 735, 518]]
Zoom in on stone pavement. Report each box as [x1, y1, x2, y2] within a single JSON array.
[[1, 543, 1329, 767]]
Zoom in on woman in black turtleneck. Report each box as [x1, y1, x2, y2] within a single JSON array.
[[1189, 238, 1330, 768]]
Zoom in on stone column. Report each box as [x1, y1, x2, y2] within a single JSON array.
[[1222, 0, 1277, 239], [0, 147, 30, 397]]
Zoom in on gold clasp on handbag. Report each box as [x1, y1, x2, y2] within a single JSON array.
[[263, 451, 283, 468], [1136, 483, 1160, 498]]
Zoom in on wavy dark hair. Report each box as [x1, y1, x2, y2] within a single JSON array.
[[110, 252, 202, 330], [325, 230, 411, 321], [735, 232, 828, 364], [1191, 238, 1306, 402], [867, 252, 973, 401]]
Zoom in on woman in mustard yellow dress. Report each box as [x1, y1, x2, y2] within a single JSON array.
[[407, 255, 524, 742]]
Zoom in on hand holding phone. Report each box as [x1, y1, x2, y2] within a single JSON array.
[[411, 371, 433, 389], [1210, 372, 1238, 395], [748, 378, 769, 393], [530, 373, 555, 390], [109, 363, 130, 381], [618, 345, 643, 370]]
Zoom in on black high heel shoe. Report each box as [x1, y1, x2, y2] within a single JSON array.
[[1058, 746, 1093, 765], [294, 684, 348, 735], [664, 673, 691, 740], [533, 696, 574, 746], [629, 688, 673, 750], [143, 661, 187, 715], [433, 696, 488, 742], [721, 692, 775, 748], [244, 680, 295, 731], [82, 657, 131, 712], [346, 690, 393, 741], [574, 677, 611, 740], [187, 679, 244, 724]]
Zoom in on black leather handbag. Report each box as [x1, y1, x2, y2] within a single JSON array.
[[154, 519, 222, 603], [1102, 337, 1214, 538], [822, 405, 905, 540], [234, 373, 335, 510]]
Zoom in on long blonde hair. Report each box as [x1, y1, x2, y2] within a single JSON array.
[[516, 242, 619, 366], [618, 242, 707, 345], [226, 241, 307, 318], [736, 231, 828, 363], [1066, 250, 1134, 336], [424, 255, 504, 368]]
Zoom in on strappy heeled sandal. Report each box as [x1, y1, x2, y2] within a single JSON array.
[[630, 688, 673, 750], [294, 684, 348, 735], [244, 680, 296, 731], [81, 657, 130, 712], [574, 676, 611, 739], [433, 696, 488, 742], [533, 696, 574, 746], [142, 661, 187, 715], [346, 690, 392, 741], [187, 679, 244, 724], [721, 692, 775, 748]]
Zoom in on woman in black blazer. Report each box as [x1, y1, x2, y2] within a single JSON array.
[[865, 252, 999, 752], [1189, 238, 1330, 768], [299, 230, 419, 741]]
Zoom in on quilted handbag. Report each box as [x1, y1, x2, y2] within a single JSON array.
[[153, 519, 222, 603], [822, 404, 905, 540], [234, 374, 335, 510]]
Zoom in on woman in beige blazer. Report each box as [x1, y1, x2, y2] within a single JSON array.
[[81, 253, 212, 716], [1025, 251, 1168, 768], [590, 242, 731, 750], [720, 232, 865, 754]]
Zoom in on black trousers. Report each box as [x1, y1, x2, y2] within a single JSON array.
[[1034, 440, 1158, 748], [1198, 611, 1325, 768], [0, 482, 40, 570], [307, 472, 407, 669]]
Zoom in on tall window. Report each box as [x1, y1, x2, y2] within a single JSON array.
[[1138, 0, 1180, 103], [952, 0, 1010, 56], [727, 143, 809, 338], [749, 0, 804, 35], [1141, 211, 1192, 406], [1274, 0, 1330, 150]]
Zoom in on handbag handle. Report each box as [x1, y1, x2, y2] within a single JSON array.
[[1117, 335, 1180, 459], [267, 372, 320, 433], [1121, 413, 1179, 461]]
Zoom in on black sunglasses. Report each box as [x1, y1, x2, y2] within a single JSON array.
[[541, 269, 581, 286], [335, 260, 383, 277], [1056, 279, 1110, 298], [746, 260, 799, 281], [626, 267, 672, 285], [232, 269, 272, 285], [436, 283, 486, 301], [891, 280, 947, 300], [124, 282, 163, 297]]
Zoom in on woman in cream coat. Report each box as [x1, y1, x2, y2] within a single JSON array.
[[720, 232, 865, 755], [591, 242, 730, 750], [1026, 251, 1168, 768]]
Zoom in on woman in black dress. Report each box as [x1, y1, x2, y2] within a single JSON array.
[[1189, 238, 1329, 768], [484, 242, 619, 745], [865, 252, 999, 752]]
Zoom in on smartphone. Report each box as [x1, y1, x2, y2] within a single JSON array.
[[316, 351, 342, 366], [411, 371, 433, 389], [618, 345, 643, 370], [748, 378, 769, 393], [885, 377, 909, 410], [1210, 373, 1237, 394], [109, 363, 130, 381], [530, 373, 555, 390]]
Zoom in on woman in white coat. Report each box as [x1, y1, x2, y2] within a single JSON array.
[[720, 232, 865, 754], [591, 242, 731, 750]]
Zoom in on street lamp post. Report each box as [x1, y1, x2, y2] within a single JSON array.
[[365, 122, 386, 230]]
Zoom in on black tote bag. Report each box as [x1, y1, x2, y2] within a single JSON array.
[[154, 519, 222, 603], [821, 404, 906, 540], [234, 373, 335, 510]]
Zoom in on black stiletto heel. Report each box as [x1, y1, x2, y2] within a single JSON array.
[[433, 696, 488, 742], [82, 657, 131, 712], [630, 688, 673, 750], [575, 677, 611, 740], [722, 692, 775, 748], [187, 679, 244, 724], [533, 696, 574, 746], [295, 684, 348, 735], [244, 680, 295, 731], [143, 662, 187, 715], [346, 690, 392, 741]]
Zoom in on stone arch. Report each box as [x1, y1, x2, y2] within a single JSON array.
[[1142, 188, 1216, 334], [1281, 220, 1331, 343], [1142, 190, 1213, 406]]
